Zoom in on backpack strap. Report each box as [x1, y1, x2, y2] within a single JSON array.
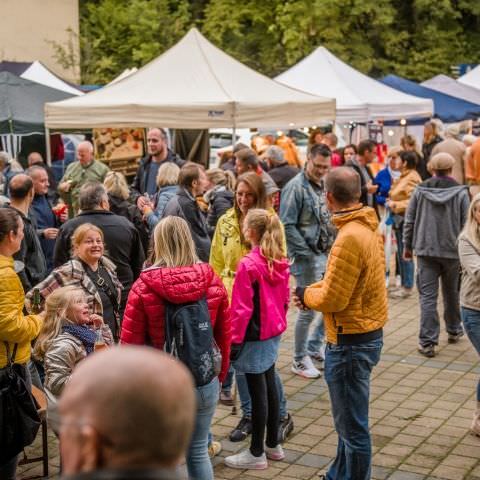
[[4, 341, 18, 367]]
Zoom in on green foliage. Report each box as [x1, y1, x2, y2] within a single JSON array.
[[60, 0, 480, 84]]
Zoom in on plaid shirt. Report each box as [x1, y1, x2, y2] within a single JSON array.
[[25, 257, 122, 316]]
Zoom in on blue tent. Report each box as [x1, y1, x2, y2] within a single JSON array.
[[380, 74, 480, 123]]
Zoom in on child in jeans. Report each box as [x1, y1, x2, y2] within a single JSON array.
[[225, 209, 289, 470]]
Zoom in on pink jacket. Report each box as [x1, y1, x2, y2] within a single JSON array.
[[230, 247, 289, 345]]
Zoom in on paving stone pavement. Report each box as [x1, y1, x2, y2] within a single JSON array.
[[18, 293, 480, 479]]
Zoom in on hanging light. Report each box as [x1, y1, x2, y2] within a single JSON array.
[[388, 130, 394, 137], [400, 118, 407, 126]]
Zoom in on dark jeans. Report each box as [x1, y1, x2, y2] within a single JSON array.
[[245, 364, 280, 457], [417, 256, 463, 347], [394, 224, 414, 289], [461, 307, 480, 401], [324, 339, 383, 480]]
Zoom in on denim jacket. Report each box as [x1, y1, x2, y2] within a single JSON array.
[[279, 171, 335, 260]]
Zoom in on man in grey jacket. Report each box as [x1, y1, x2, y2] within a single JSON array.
[[280, 144, 335, 377], [404, 152, 470, 358]]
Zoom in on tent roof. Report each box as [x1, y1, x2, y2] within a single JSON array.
[[458, 65, 480, 89], [275, 46, 433, 123], [0, 71, 73, 134], [0, 60, 82, 96], [381, 75, 480, 123], [108, 68, 138, 85], [45, 28, 335, 129], [421, 74, 480, 105]]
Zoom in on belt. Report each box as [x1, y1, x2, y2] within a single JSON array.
[[336, 328, 383, 346]]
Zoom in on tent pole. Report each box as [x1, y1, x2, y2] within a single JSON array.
[[45, 127, 52, 166]]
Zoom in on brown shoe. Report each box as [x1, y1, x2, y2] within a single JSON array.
[[219, 390, 234, 406]]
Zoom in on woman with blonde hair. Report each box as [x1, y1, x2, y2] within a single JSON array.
[[205, 168, 235, 235], [121, 216, 230, 480], [104, 171, 149, 253], [26, 223, 122, 340], [421, 121, 442, 179], [401, 134, 426, 180], [33, 286, 113, 405], [458, 193, 480, 436], [141, 162, 180, 229], [225, 209, 289, 469]]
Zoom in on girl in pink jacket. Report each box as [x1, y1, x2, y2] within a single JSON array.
[[225, 209, 290, 471]]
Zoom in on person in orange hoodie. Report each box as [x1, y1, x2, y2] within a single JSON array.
[[294, 166, 387, 480]]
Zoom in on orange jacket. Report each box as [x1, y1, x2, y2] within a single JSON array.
[[276, 135, 302, 168], [304, 206, 387, 344]]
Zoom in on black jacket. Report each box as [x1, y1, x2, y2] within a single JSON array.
[[8, 206, 48, 292], [206, 187, 234, 236], [131, 150, 185, 201], [269, 163, 300, 190], [163, 187, 211, 262], [108, 194, 149, 254], [421, 136, 442, 180], [345, 160, 376, 209], [53, 210, 145, 311]]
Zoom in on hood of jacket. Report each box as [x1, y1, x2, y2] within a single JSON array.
[[332, 205, 378, 232], [248, 246, 290, 285], [138, 262, 215, 304], [415, 184, 468, 205]]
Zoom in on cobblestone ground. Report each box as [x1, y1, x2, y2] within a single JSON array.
[[18, 294, 480, 479]]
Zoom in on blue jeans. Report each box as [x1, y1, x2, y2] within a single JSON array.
[[187, 378, 219, 480], [461, 307, 480, 401], [394, 224, 414, 289], [292, 254, 327, 361], [324, 339, 383, 480]]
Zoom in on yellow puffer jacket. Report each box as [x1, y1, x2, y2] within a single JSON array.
[[304, 206, 388, 344], [210, 207, 286, 297], [0, 255, 42, 367]]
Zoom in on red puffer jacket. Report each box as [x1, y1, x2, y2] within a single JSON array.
[[120, 263, 231, 383]]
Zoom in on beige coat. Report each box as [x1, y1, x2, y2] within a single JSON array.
[[458, 235, 480, 311], [389, 169, 422, 215]]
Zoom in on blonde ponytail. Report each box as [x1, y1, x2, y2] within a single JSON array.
[[245, 209, 285, 270]]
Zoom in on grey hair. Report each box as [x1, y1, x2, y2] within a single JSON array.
[[26, 165, 48, 178], [79, 182, 108, 211], [265, 146, 285, 166], [0, 151, 11, 164]]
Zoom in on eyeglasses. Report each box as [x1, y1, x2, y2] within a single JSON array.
[[310, 160, 330, 171]]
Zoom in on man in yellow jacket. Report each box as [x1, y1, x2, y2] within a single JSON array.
[[295, 167, 387, 480]]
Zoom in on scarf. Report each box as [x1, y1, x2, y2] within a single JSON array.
[[63, 324, 96, 355]]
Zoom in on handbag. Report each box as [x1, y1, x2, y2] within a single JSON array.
[[0, 342, 41, 462]]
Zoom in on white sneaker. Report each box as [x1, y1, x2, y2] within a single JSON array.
[[265, 444, 285, 461], [291, 356, 321, 378], [225, 449, 268, 469]]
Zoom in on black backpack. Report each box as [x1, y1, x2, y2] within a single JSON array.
[[164, 296, 222, 387]]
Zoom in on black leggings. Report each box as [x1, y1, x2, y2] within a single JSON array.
[[245, 364, 280, 457]]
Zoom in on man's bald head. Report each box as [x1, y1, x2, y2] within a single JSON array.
[[77, 141, 94, 166], [9, 173, 33, 200], [27, 152, 44, 167], [59, 346, 196, 474], [325, 166, 361, 209]]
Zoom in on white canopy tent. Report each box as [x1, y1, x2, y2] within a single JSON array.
[[275, 46, 433, 123], [459, 66, 480, 90], [108, 68, 138, 85], [45, 28, 335, 130], [21, 61, 83, 96], [422, 74, 480, 105]]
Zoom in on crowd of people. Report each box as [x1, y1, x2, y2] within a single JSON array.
[[0, 121, 480, 480]]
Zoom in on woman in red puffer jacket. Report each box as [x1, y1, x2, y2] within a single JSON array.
[[121, 216, 230, 480]]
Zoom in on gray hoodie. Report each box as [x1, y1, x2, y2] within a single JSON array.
[[403, 179, 469, 259]]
